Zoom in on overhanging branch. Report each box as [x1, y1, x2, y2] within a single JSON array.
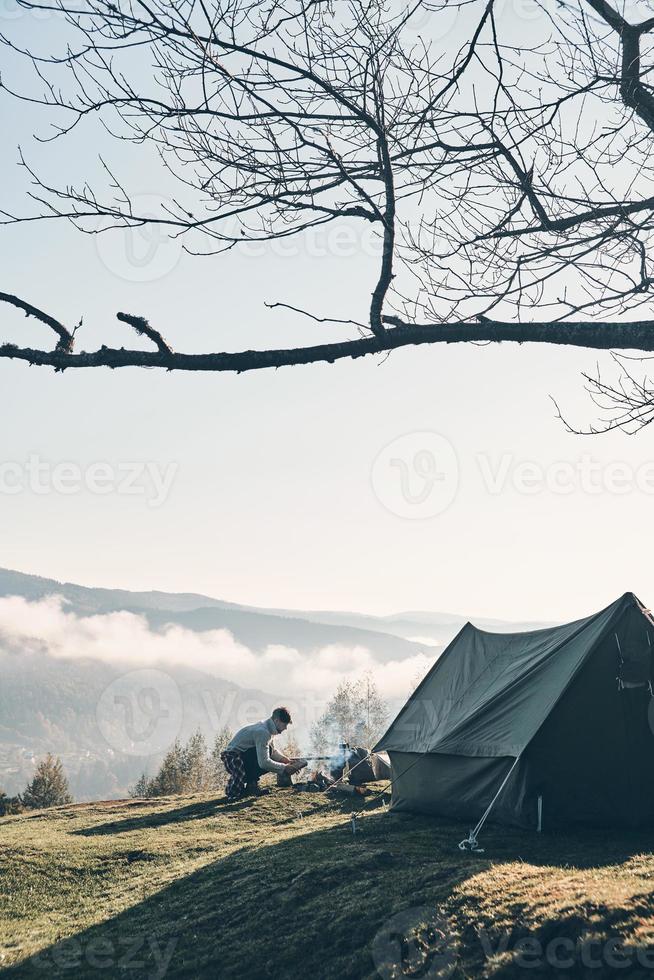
[[3, 315, 654, 373]]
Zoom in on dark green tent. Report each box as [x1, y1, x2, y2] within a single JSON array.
[[374, 593, 654, 830]]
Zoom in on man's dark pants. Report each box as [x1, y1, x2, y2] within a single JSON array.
[[221, 747, 266, 800], [242, 747, 266, 787]]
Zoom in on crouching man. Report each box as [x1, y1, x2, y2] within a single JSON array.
[[220, 707, 306, 801]]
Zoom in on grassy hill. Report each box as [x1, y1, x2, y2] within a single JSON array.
[[2, 784, 654, 978]]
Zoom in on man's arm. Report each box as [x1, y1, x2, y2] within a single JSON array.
[[255, 730, 286, 773], [270, 743, 290, 764]]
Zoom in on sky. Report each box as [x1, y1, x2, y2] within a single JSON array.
[[0, 0, 653, 626]]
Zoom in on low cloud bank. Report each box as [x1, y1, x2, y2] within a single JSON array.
[[0, 595, 432, 704]]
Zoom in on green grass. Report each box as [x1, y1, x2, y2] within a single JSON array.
[[2, 781, 654, 978]]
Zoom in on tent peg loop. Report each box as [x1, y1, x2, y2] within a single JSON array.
[[458, 832, 485, 854]]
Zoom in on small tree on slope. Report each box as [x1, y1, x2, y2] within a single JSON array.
[[312, 674, 388, 755], [22, 754, 73, 809]]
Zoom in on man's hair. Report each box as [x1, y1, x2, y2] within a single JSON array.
[[272, 706, 292, 725]]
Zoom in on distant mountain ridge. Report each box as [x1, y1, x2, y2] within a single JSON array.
[[0, 567, 551, 649], [0, 567, 432, 663]]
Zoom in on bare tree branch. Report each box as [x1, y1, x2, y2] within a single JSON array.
[[116, 312, 174, 355], [0, 291, 73, 352], [3, 301, 654, 373]]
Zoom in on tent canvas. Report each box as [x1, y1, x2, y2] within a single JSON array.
[[374, 593, 654, 829]]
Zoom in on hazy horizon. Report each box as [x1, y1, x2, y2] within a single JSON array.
[[0, 560, 563, 623]]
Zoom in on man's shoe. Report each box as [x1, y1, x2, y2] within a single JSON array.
[[245, 785, 270, 797]]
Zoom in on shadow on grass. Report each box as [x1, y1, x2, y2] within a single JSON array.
[[73, 797, 255, 836], [74, 788, 391, 836], [9, 807, 654, 980]]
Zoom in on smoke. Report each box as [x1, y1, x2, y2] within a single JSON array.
[[0, 595, 431, 703]]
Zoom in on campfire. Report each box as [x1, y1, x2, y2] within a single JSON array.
[[289, 742, 345, 791], [293, 769, 334, 793], [293, 766, 368, 795], [289, 740, 377, 795], [327, 782, 368, 797]]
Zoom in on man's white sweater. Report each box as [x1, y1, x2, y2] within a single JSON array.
[[226, 717, 287, 773]]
